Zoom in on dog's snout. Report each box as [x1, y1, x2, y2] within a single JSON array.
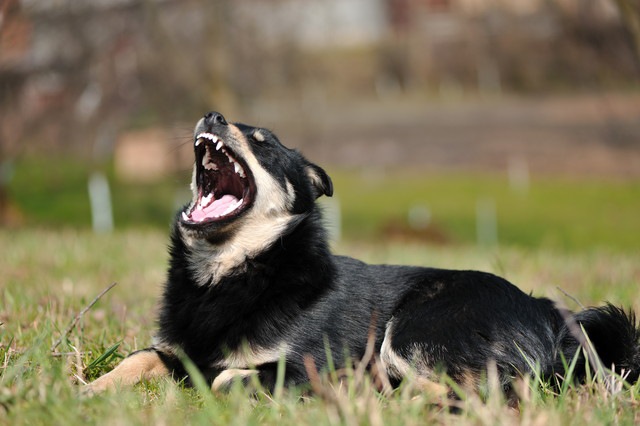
[[204, 112, 227, 127]]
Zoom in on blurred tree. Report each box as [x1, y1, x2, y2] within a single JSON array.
[[613, 0, 640, 68], [0, 0, 29, 225]]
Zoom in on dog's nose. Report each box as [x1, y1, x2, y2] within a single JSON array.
[[204, 112, 227, 127]]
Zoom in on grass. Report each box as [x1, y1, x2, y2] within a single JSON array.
[[8, 157, 189, 230], [328, 170, 640, 251], [7, 156, 640, 250], [1, 229, 639, 425]]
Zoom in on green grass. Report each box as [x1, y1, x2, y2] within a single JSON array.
[[8, 157, 190, 230], [8, 157, 640, 250], [1, 229, 639, 425], [329, 170, 640, 251]]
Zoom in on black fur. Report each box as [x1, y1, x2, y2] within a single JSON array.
[[146, 112, 640, 393]]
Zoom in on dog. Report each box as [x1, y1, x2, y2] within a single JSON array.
[[86, 111, 640, 396]]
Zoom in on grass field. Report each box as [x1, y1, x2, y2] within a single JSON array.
[[329, 171, 640, 251], [1, 229, 639, 425], [8, 157, 640, 250]]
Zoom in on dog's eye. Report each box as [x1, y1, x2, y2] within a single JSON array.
[[251, 130, 266, 143]]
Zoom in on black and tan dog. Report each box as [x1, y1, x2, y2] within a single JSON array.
[[86, 112, 640, 395]]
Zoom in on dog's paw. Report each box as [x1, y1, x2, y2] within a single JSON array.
[[80, 382, 102, 397], [81, 374, 116, 396]]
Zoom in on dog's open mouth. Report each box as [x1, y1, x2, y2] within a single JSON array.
[[182, 132, 255, 224]]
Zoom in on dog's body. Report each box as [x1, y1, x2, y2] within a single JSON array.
[[86, 112, 640, 395]]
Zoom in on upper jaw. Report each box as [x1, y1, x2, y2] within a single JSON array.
[[180, 131, 256, 228]]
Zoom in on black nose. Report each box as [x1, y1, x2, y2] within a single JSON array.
[[204, 111, 227, 126]]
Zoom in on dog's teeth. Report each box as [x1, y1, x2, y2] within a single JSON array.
[[216, 141, 223, 151], [202, 193, 213, 205], [195, 139, 202, 147], [197, 133, 219, 143], [182, 212, 189, 221], [202, 148, 211, 166], [234, 163, 246, 178]]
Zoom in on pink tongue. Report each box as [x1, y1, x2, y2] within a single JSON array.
[[191, 194, 239, 222]]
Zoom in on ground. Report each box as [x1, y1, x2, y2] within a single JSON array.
[[1, 230, 639, 425]]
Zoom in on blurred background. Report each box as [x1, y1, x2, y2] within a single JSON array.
[[1, 0, 639, 250]]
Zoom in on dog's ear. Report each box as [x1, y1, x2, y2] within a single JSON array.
[[306, 163, 333, 198]]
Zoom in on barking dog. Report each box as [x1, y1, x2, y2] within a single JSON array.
[[86, 112, 640, 395]]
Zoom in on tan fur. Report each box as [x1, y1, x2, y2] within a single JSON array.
[[380, 319, 438, 381], [380, 322, 413, 380], [379, 320, 448, 396], [83, 351, 169, 394], [459, 370, 480, 390], [252, 130, 265, 142], [211, 369, 258, 391], [213, 342, 289, 369], [305, 166, 325, 192]]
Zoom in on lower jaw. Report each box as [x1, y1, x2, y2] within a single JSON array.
[[183, 193, 244, 222]]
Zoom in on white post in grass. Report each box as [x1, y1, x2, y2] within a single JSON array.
[[508, 156, 530, 196], [321, 196, 341, 244], [476, 198, 498, 246], [88, 172, 114, 233]]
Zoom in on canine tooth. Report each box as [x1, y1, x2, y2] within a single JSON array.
[[234, 163, 241, 174], [182, 212, 190, 221], [195, 139, 202, 147], [216, 141, 223, 151]]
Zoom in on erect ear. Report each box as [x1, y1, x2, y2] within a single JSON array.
[[305, 163, 333, 198]]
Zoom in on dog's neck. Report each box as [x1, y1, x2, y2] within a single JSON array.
[[178, 209, 329, 287], [157, 207, 335, 364]]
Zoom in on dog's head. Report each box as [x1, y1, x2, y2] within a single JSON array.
[[180, 111, 332, 247]]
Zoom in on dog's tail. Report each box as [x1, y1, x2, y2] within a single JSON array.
[[555, 304, 640, 384]]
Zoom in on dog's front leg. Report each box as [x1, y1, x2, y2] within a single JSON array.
[[211, 363, 286, 393], [84, 348, 172, 395], [211, 369, 259, 392]]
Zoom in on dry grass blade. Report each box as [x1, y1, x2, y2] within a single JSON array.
[[555, 302, 615, 391], [50, 282, 118, 352]]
